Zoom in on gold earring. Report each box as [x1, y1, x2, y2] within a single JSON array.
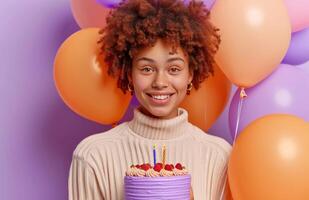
[[128, 83, 134, 95], [187, 82, 193, 95]]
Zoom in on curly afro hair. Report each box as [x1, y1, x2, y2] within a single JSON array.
[[98, 0, 221, 94]]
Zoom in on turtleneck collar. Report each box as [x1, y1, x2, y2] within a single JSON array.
[[127, 107, 190, 140]]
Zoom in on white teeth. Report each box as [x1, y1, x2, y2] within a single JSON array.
[[152, 95, 169, 100]]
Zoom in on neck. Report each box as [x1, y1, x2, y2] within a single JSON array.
[[128, 107, 189, 140], [138, 106, 179, 120]]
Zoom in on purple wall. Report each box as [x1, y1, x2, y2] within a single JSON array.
[[0, 1, 231, 199], [0, 0, 108, 199]]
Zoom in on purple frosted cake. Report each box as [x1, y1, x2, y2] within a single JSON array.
[[124, 163, 191, 199]]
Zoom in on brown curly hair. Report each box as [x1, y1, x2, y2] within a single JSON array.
[[98, 0, 221, 94]]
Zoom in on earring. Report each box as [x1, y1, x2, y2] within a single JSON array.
[[187, 82, 193, 95], [128, 83, 134, 95]]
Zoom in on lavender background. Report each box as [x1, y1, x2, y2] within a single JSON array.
[[0, 0, 232, 199]]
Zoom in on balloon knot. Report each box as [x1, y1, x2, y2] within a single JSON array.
[[240, 87, 247, 99]]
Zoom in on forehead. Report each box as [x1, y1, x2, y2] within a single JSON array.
[[134, 39, 187, 62]]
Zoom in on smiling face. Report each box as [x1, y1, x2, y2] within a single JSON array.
[[130, 39, 193, 119]]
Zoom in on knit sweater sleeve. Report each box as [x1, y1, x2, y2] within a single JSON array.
[[68, 155, 105, 200]]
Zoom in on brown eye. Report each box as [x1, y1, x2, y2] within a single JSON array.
[[141, 66, 154, 73], [169, 66, 181, 73]]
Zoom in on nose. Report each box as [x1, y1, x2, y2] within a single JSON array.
[[152, 71, 169, 89]]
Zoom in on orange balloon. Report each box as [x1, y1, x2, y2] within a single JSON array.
[[225, 177, 234, 200], [54, 28, 132, 125], [71, 0, 110, 28], [211, 0, 291, 87], [228, 114, 309, 200], [180, 66, 231, 131]]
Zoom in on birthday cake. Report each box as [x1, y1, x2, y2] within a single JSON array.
[[124, 162, 191, 199]]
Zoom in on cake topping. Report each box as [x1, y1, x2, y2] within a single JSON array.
[[140, 163, 151, 171], [145, 168, 160, 177], [175, 163, 183, 170], [126, 145, 188, 177], [160, 168, 174, 176], [135, 168, 146, 177], [153, 163, 163, 172], [173, 167, 188, 176], [126, 162, 188, 177], [164, 164, 173, 171]]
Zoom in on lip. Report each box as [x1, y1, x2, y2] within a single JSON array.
[[146, 92, 175, 96]]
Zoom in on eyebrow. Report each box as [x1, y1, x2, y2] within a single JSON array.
[[135, 57, 185, 63]]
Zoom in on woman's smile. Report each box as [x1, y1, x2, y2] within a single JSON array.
[[146, 92, 175, 105]]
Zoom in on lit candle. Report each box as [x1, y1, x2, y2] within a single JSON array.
[[153, 144, 156, 166], [162, 145, 166, 168]]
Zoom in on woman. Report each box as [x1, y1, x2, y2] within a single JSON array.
[[69, 0, 231, 199]]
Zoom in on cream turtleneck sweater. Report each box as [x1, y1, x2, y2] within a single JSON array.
[[68, 107, 231, 200]]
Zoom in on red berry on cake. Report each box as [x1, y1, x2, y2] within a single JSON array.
[[153, 163, 163, 172], [156, 163, 163, 168], [164, 164, 173, 171], [175, 163, 183, 170], [140, 164, 151, 171], [135, 164, 141, 169]]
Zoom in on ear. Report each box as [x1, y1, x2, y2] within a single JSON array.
[[188, 68, 194, 84]]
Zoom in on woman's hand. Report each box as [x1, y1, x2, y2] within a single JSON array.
[[190, 186, 194, 200]]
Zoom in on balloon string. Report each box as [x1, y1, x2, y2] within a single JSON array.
[[233, 87, 247, 146]]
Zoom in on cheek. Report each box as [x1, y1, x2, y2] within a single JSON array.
[[132, 74, 151, 92], [172, 77, 190, 92]]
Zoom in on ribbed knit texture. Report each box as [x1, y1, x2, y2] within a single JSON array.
[[69, 107, 231, 200]]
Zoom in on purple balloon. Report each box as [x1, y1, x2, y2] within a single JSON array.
[[97, 0, 216, 10], [229, 64, 309, 139], [208, 85, 237, 145], [96, 0, 120, 8], [282, 27, 309, 65]]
